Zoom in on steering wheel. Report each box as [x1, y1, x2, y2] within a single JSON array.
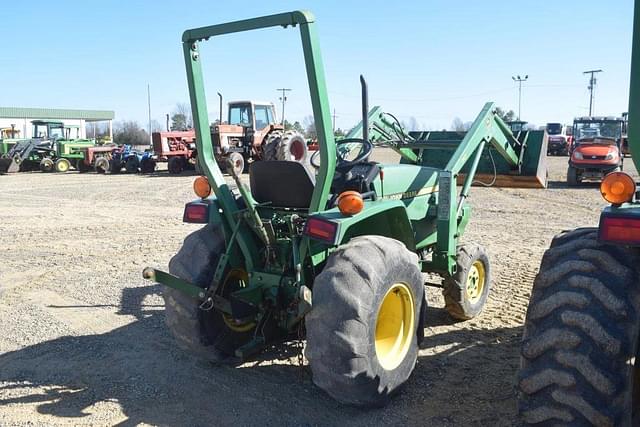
[[310, 138, 373, 169]]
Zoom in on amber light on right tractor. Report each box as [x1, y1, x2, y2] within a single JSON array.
[[600, 171, 636, 204]]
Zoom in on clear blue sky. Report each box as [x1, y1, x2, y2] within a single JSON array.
[[0, 0, 633, 131]]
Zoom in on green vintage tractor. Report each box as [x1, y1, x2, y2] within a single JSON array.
[[517, 1, 640, 424], [143, 11, 546, 406]]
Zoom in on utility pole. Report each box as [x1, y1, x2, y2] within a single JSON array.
[[512, 75, 528, 120], [277, 88, 292, 125], [332, 108, 339, 132], [583, 69, 603, 116], [147, 84, 152, 146]]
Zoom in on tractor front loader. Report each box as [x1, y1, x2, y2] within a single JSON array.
[[517, 1, 640, 424], [143, 11, 547, 406], [0, 138, 54, 173]]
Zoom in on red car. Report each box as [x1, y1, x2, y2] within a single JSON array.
[[546, 123, 571, 156]]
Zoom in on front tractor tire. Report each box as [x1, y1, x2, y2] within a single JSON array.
[[518, 228, 640, 425], [164, 224, 257, 361], [442, 244, 491, 320], [567, 165, 580, 186], [305, 235, 425, 407], [54, 158, 71, 173]]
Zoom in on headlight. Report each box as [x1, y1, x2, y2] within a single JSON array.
[[573, 151, 584, 160], [605, 152, 616, 160]]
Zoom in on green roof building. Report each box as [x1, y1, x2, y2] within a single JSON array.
[[0, 107, 115, 140]]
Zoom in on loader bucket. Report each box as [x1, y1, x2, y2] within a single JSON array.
[[407, 130, 548, 188], [0, 156, 20, 174]]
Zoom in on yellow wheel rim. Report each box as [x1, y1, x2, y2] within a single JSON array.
[[220, 269, 255, 333], [466, 260, 486, 304], [57, 160, 69, 172], [375, 283, 415, 371]]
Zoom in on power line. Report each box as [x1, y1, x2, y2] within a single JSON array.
[[276, 88, 292, 124], [583, 69, 603, 116]]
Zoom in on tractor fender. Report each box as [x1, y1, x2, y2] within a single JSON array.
[[312, 200, 416, 251]]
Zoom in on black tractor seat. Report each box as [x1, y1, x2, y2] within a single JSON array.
[[249, 161, 316, 209]]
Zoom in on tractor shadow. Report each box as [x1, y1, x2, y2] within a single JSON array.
[[547, 180, 600, 190], [0, 284, 523, 426]]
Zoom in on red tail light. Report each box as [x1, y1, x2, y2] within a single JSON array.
[[305, 217, 338, 243], [183, 202, 209, 223], [599, 215, 640, 245]]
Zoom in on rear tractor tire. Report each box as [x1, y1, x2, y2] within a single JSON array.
[[54, 158, 71, 173], [125, 156, 139, 173], [140, 158, 156, 174], [277, 131, 308, 162], [163, 224, 259, 361], [76, 159, 90, 173], [95, 157, 110, 174], [39, 158, 54, 173], [168, 156, 184, 174], [305, 235, 425, 407], [262, 131, 282, 161], [518, 228, 640, 425], [442, 243, 491, 320]]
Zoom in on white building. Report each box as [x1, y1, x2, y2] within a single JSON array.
[[0, 107, 114, 139]]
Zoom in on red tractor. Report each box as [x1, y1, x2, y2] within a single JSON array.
[[211, 100, 307, 175], [143, 130, 197, 174]]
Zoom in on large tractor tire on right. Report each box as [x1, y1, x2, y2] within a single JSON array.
[[518, 228, 640, 426], [164, 224, 260, 361], [262, 131, 282, 161], [305, 235, 425, 407]]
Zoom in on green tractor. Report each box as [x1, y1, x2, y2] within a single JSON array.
[[143, 11, 546, 406], [32, 121, 96, 172], [0, 120, 96, 173], [517, 1, 640, 424]]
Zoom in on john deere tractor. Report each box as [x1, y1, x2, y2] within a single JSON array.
[[517, 1, 640, 424], [144, 11, 547, 406]]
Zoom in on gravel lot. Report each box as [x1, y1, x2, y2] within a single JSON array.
[[1, 154, 637, 426]]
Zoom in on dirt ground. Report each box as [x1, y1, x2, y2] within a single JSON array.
[[1, 154, 637, 426]]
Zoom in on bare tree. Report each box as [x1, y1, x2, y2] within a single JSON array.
[[303, 115, 316, 139], [113, 121, 149, 146], [407, 117, 419, 131], [451, 117, 466, 132], [150, 119, 163, 133]]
